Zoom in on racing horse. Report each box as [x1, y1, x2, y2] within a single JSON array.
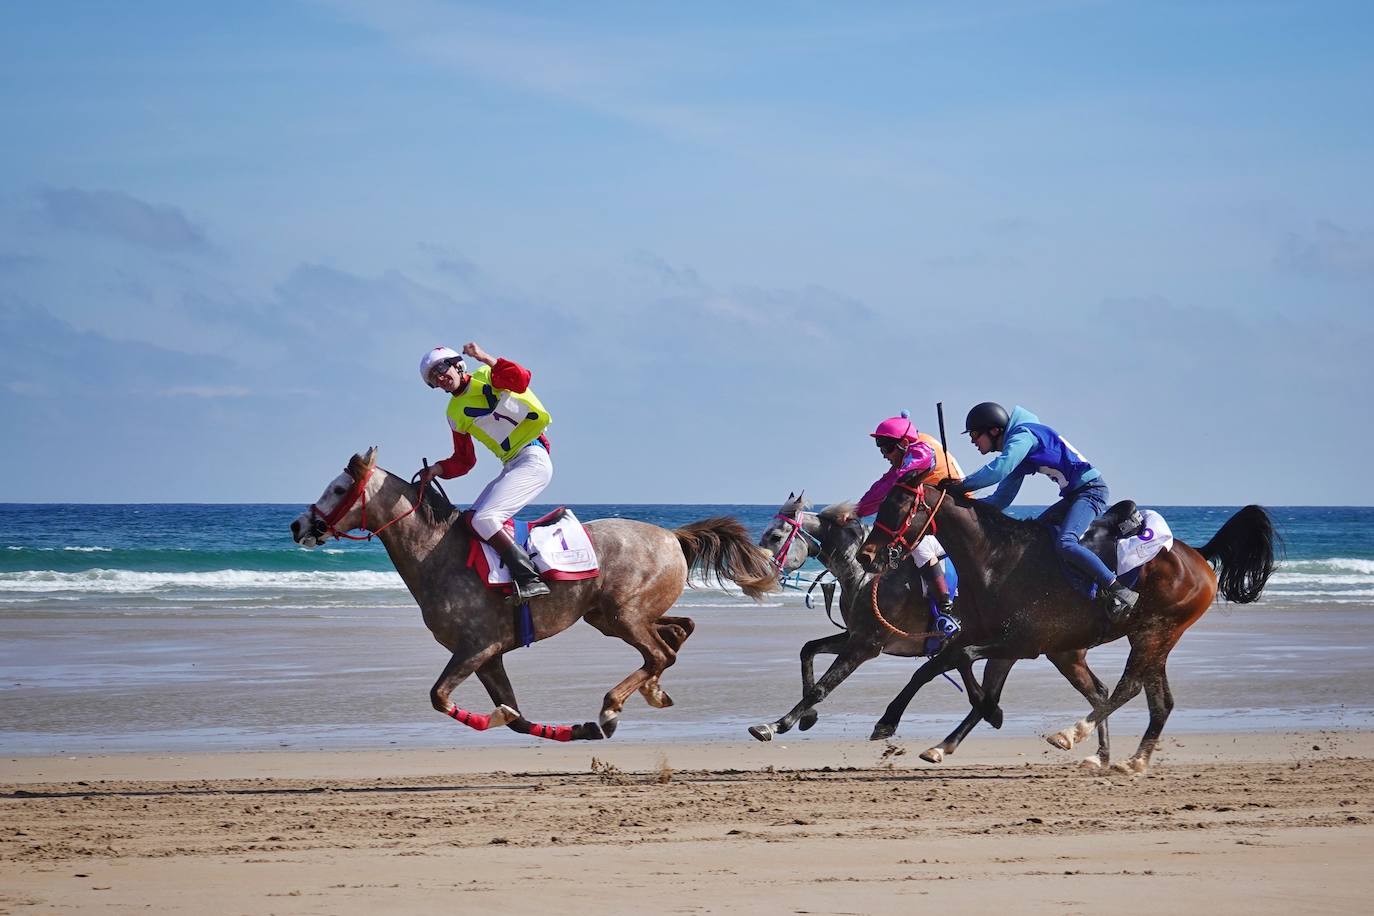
[[755, 492, 1113, 768], [290, 448, 778, 741], [859, 472, 1277, 773]]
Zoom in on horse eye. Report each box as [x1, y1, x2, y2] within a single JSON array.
[[332, 486, 345, 495]]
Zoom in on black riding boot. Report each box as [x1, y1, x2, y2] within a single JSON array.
[[487, 529, 551, 603], [1101, 579, 1139, 619], [920, 562, 961, 637]]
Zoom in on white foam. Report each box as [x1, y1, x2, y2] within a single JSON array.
[[0, 569, 406, 594]]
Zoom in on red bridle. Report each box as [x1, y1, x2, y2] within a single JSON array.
[[308, 464, 420, 541], [870, 481, 946, 561]]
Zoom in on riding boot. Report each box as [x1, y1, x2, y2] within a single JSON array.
[[1100, 579, 1139, 619], [487, 529, 551, 603], [920, 562, 961, 637]]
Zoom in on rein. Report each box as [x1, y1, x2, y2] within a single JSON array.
[[868, 482, 950, 642], [770, 510, 821, 573], [309, 464, 422, 541]]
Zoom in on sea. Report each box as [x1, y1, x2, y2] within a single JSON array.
[[3, 504, 1373, 756]]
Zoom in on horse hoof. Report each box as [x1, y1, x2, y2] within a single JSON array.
[[1111, 757, 1148, 775], [748, 724, 775, 742], [598, 711, 620, 739], [869, 723, 896, 741], [490, 704, 519, 728], [919, 747, 945, 764], [1077, 755, 1104, 774], [1048, 731, 1074, 751], [984, 705, 1004, 730], [572, 721, 605, 741], [798, 709, 819, 731]]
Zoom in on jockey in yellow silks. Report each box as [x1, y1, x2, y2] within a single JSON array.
[[416, 342, 552, 602]]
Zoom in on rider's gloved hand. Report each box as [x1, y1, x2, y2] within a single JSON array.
[[936, 477, 965, 491], [415, 463, 440, 489]]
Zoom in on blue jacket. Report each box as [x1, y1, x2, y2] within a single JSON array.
[[959, 405, 1102, 511]]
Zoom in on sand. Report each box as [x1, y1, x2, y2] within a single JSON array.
[[4, 730, 1373, 914]]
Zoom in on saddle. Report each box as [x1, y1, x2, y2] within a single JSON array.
[[465, 507, 600, 590], [1071, 500, 1174, 593]]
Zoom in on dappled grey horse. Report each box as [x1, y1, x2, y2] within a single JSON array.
[[291, 448, 778, 741]]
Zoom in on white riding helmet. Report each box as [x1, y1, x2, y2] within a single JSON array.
[[419, 346, 463, 387]]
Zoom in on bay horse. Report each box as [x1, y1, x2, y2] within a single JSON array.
[[858, 472, 1277, 773], [289, 448, 778, 741], [756, 492, 1113, 768]]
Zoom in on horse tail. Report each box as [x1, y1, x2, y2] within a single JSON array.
[[674, 517, 780, 601], [1196, 505, 1282, 604]]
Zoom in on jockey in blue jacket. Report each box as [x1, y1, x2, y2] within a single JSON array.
[[942, 402, 1139, 617]]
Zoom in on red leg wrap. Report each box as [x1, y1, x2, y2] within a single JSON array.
[[529, 722, 574, 742], [448, 707, 491, 730]]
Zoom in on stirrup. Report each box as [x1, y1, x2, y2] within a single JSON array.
[[934, 610, 961, 638], [508, 578, 550, 603], [1102, 584, 1138, 618]]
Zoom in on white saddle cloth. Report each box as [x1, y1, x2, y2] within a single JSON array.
[[478, 510, 598, 586], [1116, 509, 1173, 577]]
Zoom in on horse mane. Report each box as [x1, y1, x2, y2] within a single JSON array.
[[818, 501, 859, 527], [379, 467, 459, 528], [939, 488, 1045, 550]]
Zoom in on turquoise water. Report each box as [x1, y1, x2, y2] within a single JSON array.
[[2, 504, 1370, 608]]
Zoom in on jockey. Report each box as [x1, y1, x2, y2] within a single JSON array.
[[942, 402, 1138, 617], [416, 342, 552, 603], [857, 410, 963, 637]]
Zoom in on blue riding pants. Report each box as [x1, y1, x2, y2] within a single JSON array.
[[1037, 480, 1117, 589]]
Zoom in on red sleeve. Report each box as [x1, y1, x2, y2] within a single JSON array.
[[489, 357, 531, 393], [435, 430, 477, 478]]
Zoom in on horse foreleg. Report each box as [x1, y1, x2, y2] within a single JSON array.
[[474, 657, 603, 743], [1047, 649, 1112, 771], [797, 632, 849, 732], [430, 646, 518, 732], [920, 658, 1016, 762], [1118, 666, 1174, 774], [1049, 642, 1152, 756], [749, 637, 881, 741], [870, 644, 979, 741]]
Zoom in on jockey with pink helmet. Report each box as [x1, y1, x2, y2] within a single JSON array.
[[856, 410, 961, 636]]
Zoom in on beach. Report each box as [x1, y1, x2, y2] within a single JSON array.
[[4, 503, 1374, 911], [4, 731, 1373, 914]]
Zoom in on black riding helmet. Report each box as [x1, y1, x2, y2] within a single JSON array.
[[963, 401, 1009, 434]]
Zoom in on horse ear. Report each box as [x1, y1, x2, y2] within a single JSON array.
[[363, 446, 378, 468]]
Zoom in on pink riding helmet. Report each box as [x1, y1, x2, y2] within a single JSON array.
[[870, 409, 919, 443]]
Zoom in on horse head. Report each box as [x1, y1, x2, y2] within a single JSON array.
[[290, 447, 380, 547], [758, 490, 812, 576], [857, 468, 938, 573]]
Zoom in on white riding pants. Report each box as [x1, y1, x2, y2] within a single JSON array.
[[470, 444, 554, 540], [911, 534, 944, 567]]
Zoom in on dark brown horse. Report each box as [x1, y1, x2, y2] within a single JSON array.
[[858, 473, 1277, 773], [756, 493, 1112, 768], [290, 448, 778, 741]]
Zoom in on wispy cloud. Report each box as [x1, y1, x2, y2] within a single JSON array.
[[1276, 221, 1374, 281], [37, 188, 210, 252]]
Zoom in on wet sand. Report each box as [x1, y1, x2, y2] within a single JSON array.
[[4, 731, 1373, 914]]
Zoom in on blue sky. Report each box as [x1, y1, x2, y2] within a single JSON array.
[[2, 1, 1370, 505]]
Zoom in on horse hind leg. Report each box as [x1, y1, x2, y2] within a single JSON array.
[[598, 619, 677, 738]]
